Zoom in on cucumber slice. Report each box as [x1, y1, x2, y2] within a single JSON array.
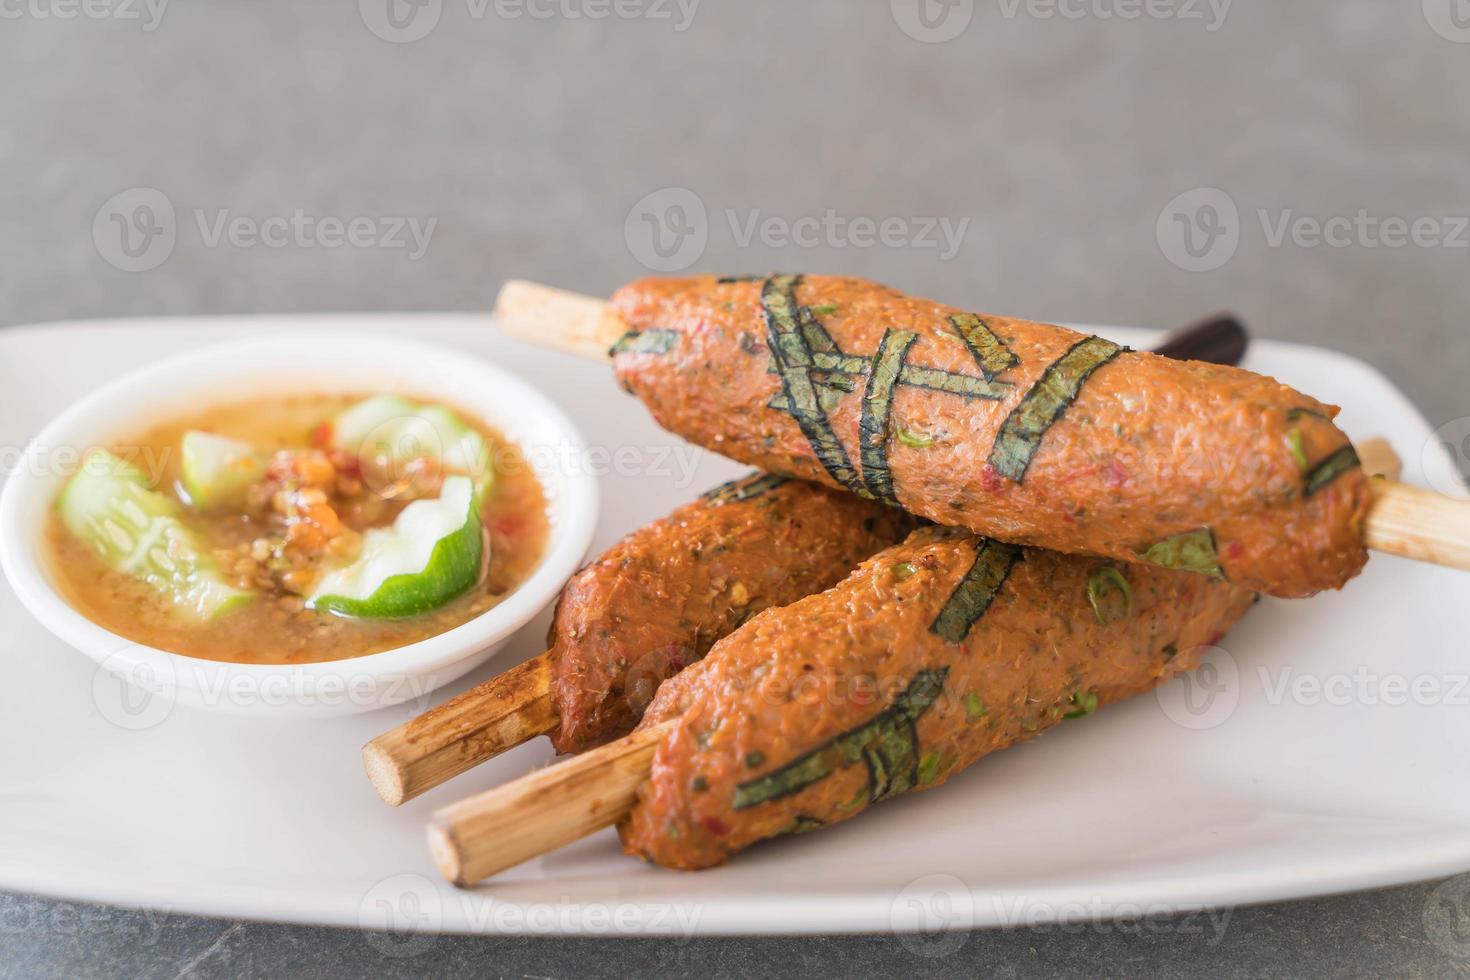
[[307, 475, 482, 619], [328, 395, 493, 495], [57, 450, 252, 620], [179, 430, 267, 510]]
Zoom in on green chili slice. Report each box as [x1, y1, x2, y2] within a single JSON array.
[[1063, 690, 1099, 719], [1287, 428, 1309, 470], [1086, 567, 1133, 625], [965, 691, 986, 722], [1136, 528, 1225, 579], [896, 428, 935, 449]]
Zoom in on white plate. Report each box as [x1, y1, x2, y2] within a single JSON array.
[[1, 314, 1466, 938]]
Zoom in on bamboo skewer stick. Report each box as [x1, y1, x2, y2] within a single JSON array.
[[429, 719, 673, 886], [1365, 479, 1470, 571], [496, 280, 625, 363], [363, 655, 557, 806], [493, 280, 1470, 576]]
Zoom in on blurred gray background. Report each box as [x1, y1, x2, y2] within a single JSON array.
[[3, 0, 1469, 976]]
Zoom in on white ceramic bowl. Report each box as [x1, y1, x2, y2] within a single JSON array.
[[0, 334, 598, 718]]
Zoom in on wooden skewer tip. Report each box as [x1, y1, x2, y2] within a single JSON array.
[[362, 741, 410, 807], [363, 653, 559, 807], [428, 720, 671, 886], [427, 819, 468, 887]]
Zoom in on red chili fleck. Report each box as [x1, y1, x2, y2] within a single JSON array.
[[701, 816, 730, 837], [331, 451, 363, 479], [491, 515, 524, 539], [1104, 459, 1130, 488], [1226, 540, 1245, 560], [310, 422, 333, 448], [980, 464, 1003, 493]]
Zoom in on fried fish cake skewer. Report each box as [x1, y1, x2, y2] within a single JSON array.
[[430, 526, 1255, 883], [498, 276, 1470, 596]]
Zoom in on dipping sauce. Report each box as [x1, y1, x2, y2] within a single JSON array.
[[45, 394, 548, 664]]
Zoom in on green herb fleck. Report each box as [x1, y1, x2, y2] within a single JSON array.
[[745, 751, 766, 768], [809, 304, 840, 317], [896, 427, 935, 449], [965, 691, 986, 723], [917, 751, 942, 785], [1287, 428, 1309, 470], [1064, 690, 1099, 719], [1086, 567, 1133, 625], [893, 561, 918, 581], [1136, 528, 1224, 579]]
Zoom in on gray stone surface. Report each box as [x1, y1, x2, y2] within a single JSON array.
[[2, 0, 1468, 975]]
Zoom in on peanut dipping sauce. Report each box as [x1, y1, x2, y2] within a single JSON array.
[[45, 394, 549, 664]]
